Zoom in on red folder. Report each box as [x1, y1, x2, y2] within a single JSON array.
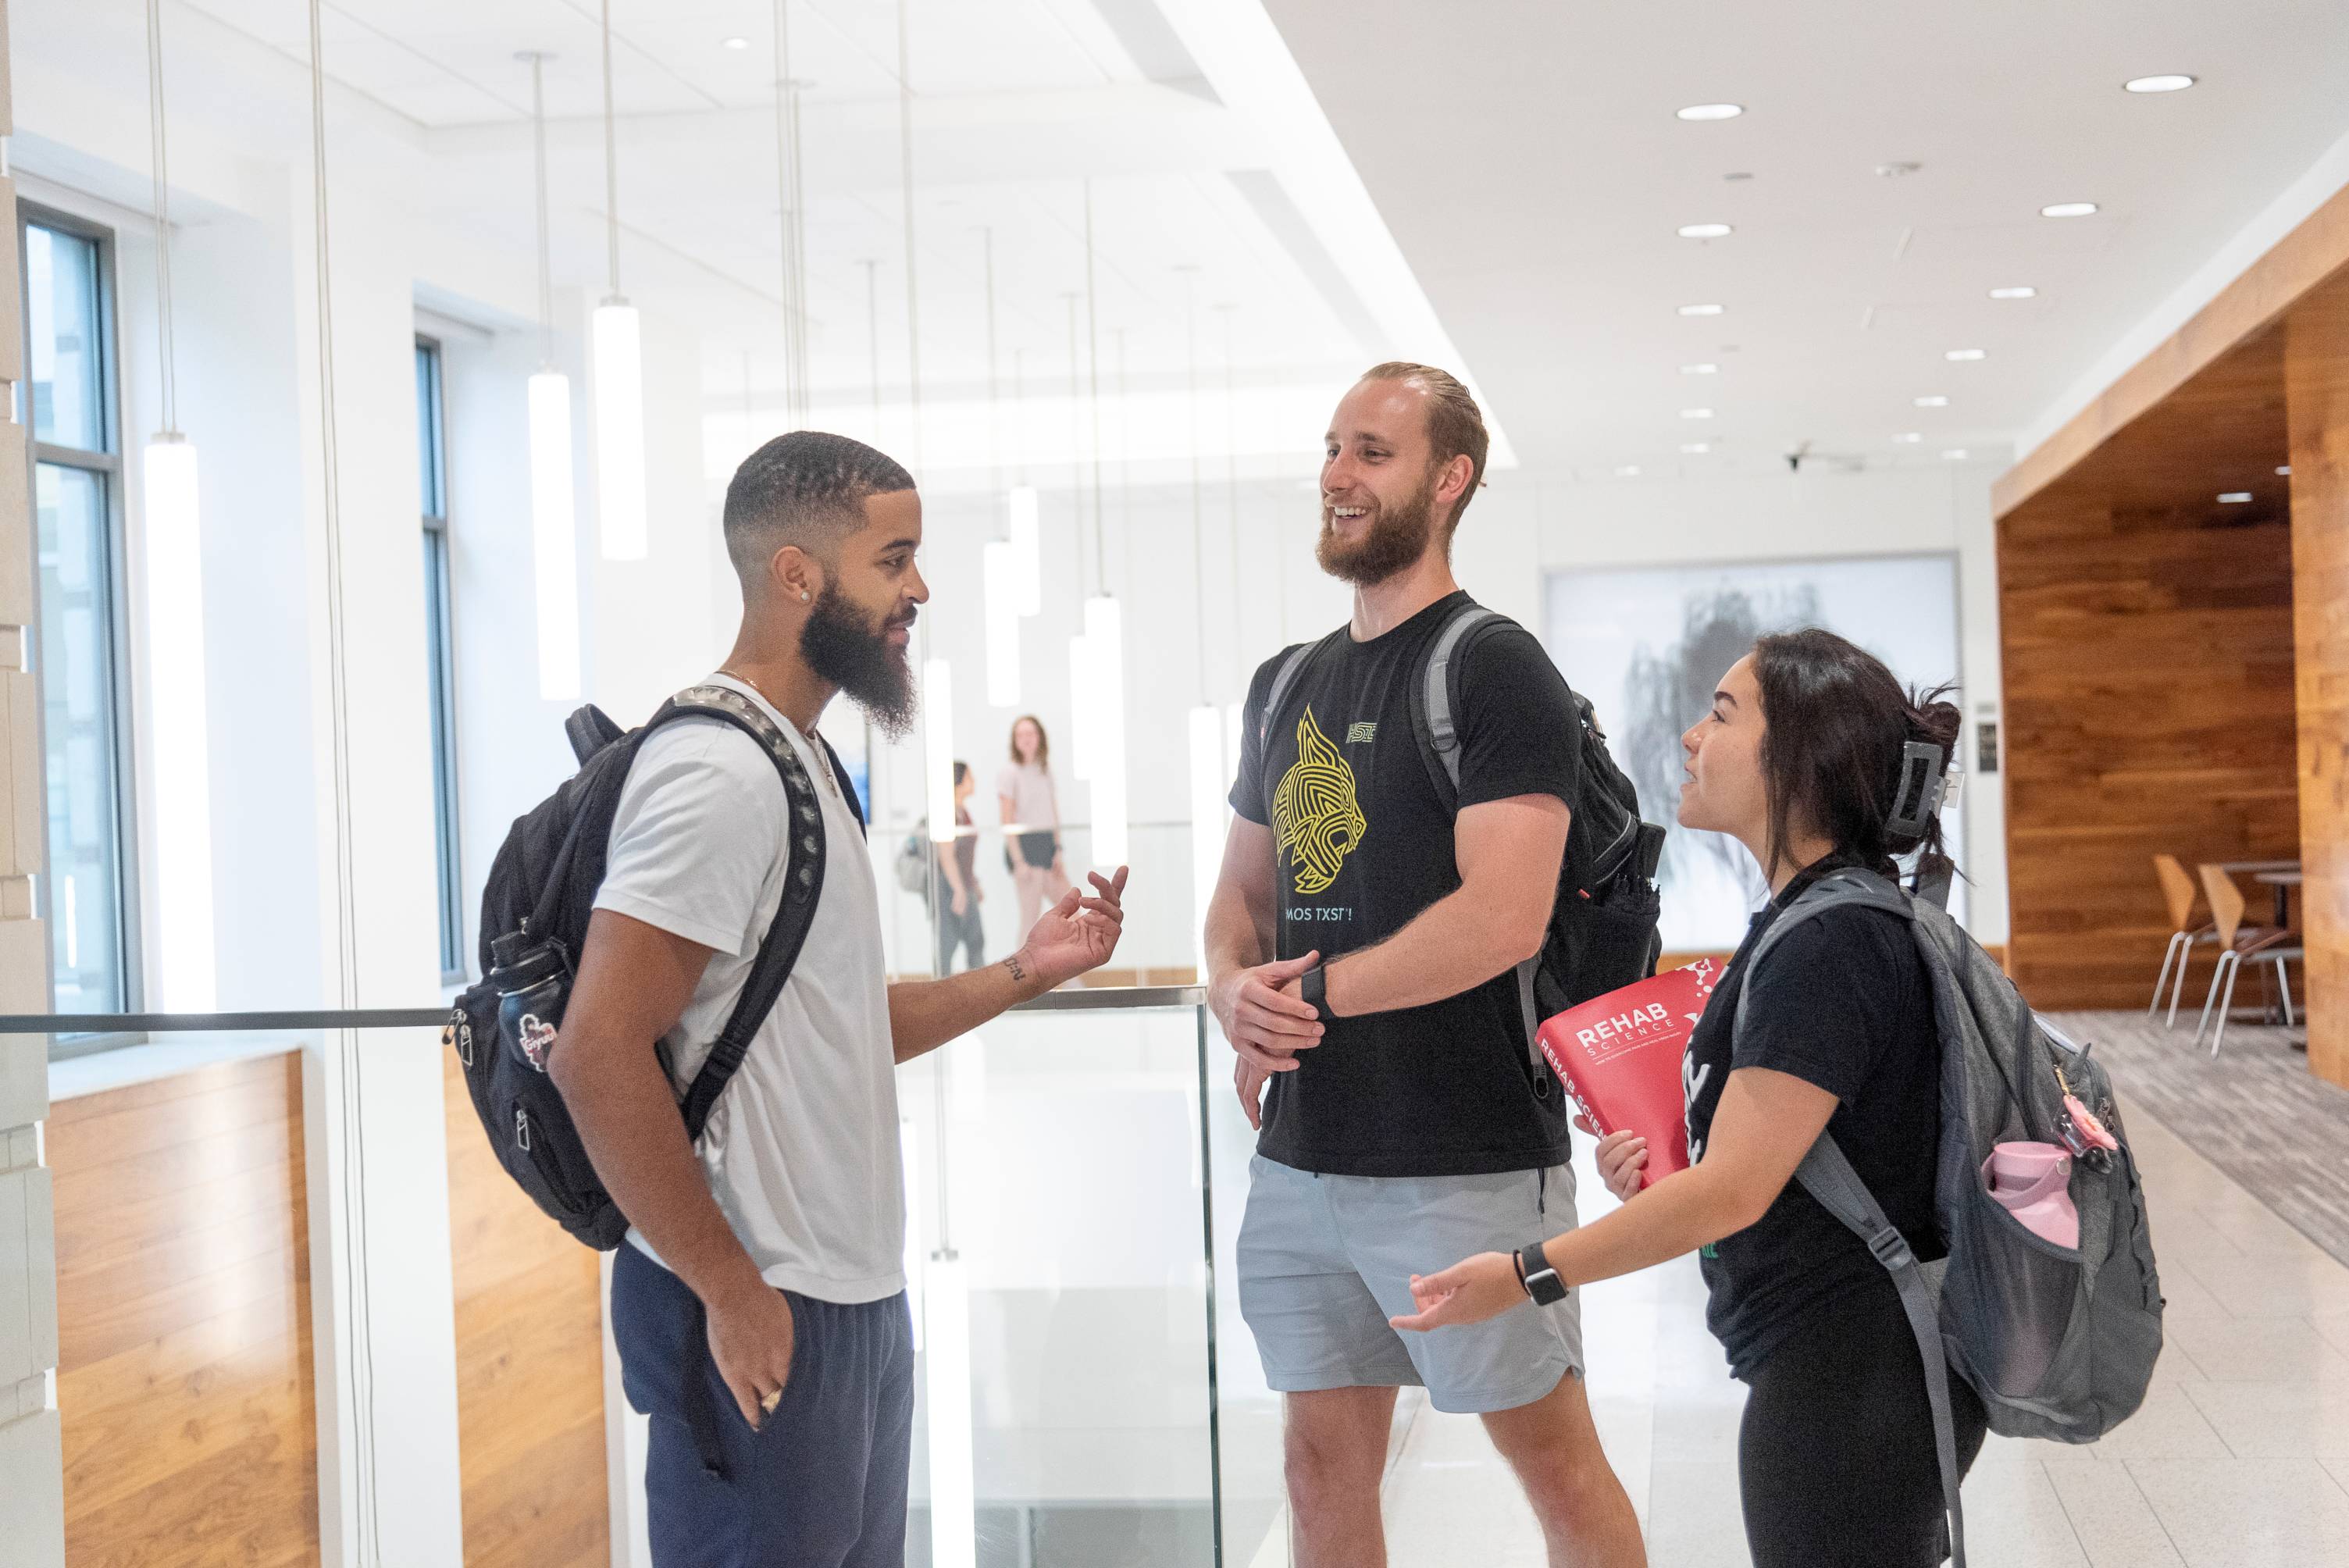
[[1536, 960, 1723, 1189]]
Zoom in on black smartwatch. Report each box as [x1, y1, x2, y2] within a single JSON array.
[[1517, 1242, 1567, 1306], [1299, 964, 1335, 1024]]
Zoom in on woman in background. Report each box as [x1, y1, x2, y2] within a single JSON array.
[[999, 715, 1073, 932], [1392, 628, 1984, 1568]]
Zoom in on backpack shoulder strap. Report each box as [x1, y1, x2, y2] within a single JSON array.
[[1793, 1135, 1969, 1568], [1407, 602, 1510, 811], [1731, 867, 1912, 1035], [813, 732, 866, 836], [1256, 633, 1340, 749], [656, 683, 832, 1140], [1400, 603, 1551, 1075]]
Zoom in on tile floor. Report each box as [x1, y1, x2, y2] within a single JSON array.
[[1244, 1099, 2349, 1566]]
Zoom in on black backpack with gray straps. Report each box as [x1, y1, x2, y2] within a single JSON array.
[[446, 683, 861, 1249], [1260, 600, 1667, 1089]]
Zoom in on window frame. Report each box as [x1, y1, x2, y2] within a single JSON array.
[[19, 200, 147, 1047], [416, 333, 465, 984]]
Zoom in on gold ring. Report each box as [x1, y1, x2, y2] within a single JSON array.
[[761, 1388, 782, 1416]]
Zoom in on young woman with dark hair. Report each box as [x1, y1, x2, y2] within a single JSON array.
[[1392, 627, 1980, 1568]]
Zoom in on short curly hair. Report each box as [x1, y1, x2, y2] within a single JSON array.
[[722, 430, 916, 583]]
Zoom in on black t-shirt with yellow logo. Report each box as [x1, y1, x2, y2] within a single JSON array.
[[1231, 590, 1583, 1178]]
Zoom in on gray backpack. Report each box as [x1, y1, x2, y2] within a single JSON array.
[[1736, 868, 2163, 1568]]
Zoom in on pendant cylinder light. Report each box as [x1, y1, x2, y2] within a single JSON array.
[[591, 301, 646, 560], [922, 658, 957, 846], [1188, 702, 1224, 971], [522, 51, 583, 697], [1083, 594, 1128, 871], [530, 370, 583, 697], [143, 0, 216, 1009], [982, 542, 1020, 707], [1007, 484, 1042, 616], [145, 437, 216, 1010], [593, 0, 647, 561]]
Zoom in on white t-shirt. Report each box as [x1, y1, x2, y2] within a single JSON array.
[[595, 676, 904, 1303]]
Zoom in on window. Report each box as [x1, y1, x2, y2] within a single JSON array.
[[417, 337, 464, 980], [20, 208, 137, 1018]]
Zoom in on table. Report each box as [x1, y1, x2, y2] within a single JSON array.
[[2255, 868, 2302, 930]]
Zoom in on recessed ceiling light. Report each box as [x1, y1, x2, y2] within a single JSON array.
[[1677, 223, 1734, 240], [1681, 442, 1712, 454], [722, 35, 750, 49], [2041, 201, 2099, 219], [1681, 408, 1715, 420], [2277, 465, 2293, 476], [1615, 465, 1643, 477], [1682, 362, 1720, 375], [2218, 491, 2253, 503], [1677, 103, 1744, 121], [2124, 74, 2196, 94], [1894, 433, 1923, 444], [1945, 348, 1987, 362], [1914, 395, 1949, 408], [1943, 449, 1971, 461], [1988, 286, 2038, 300], [1678, 303, 1724, 316]]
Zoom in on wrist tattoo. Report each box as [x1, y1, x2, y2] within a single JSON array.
[[1004, 953, 1028, 984]]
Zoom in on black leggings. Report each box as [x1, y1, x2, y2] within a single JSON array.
[[1738, 1281, 1989, 1568]]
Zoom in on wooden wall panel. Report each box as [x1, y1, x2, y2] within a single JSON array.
[[441, 1049, 608, 1568], [1997, 326, 2302, 1008], [2287, 273, 2349, 1087], [49, 1052, 319, 1568]]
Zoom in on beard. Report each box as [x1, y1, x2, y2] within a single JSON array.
[[800, 583, 918, 738], [1316, 463, 1442, 586]]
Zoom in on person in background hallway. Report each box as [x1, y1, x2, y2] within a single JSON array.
[[1203, 362, 1646, 1568], [1394, 629, 1983, 1568], [550, 431, 1129, 1568], [933, 760, 986, 975], [999, 715, 1073, 929]]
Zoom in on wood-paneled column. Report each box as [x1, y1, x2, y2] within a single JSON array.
[[2286, 272, 2349, 1088]]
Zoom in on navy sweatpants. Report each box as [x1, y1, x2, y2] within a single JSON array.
[[611, 1244, 916, 1567]]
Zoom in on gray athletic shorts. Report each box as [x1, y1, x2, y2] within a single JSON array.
[[1236, 1153, 1583, 1415]]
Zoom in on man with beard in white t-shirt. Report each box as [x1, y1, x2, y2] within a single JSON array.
[[550, 431, 1130, 1567]]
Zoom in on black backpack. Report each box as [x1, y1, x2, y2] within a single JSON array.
[[446, 682, 861, 1249], [1260, 601, 1666, 1092]]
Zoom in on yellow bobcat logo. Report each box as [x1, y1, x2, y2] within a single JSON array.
[[1273, 706, 1367, 896]]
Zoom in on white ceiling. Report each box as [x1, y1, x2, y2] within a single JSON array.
[[17, 0, 1466, 483], [1260, 0, 2349, 478]]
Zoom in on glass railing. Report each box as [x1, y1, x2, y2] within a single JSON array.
[[871, 819, 1215, 986], [27, 985, 1261, 1568]]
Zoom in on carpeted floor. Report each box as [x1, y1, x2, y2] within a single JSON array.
[[2047, 1008, 2349, 1269]]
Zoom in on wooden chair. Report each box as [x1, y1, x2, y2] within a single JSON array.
[[2150, 854, 2218, 1027], [2192, 864, 2303, 1057]]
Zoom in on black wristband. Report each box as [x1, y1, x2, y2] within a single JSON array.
[[1299, 964, 1335, 1024], [1518, 1242, 1567, 1306]]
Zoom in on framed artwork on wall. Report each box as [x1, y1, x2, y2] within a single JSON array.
[[1544, 553, 1965, 950]]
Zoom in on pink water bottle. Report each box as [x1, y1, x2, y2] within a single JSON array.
[[1983, 1142, 2078, 1249]]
